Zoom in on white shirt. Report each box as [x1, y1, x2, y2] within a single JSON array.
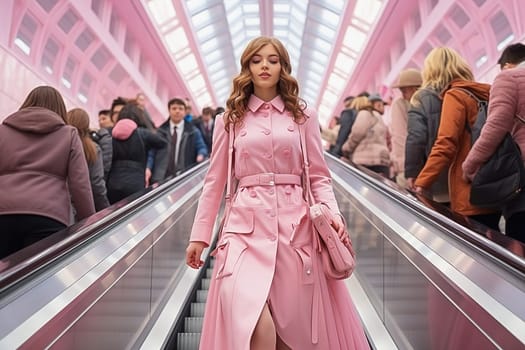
[[169, 119, 184, 164]]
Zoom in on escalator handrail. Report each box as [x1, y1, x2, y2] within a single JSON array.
[[0, 162, 209, 293], [326, 153, 525, 273]]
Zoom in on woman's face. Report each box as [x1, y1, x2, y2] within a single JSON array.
[[249, 44, 281, 92]]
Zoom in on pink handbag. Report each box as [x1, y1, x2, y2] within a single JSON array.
[[299, 124, 356, 280], [310, 203, 355, 279]]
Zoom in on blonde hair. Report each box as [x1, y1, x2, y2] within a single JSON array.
[[225, 36, 305, 130], [350, 96, 372, 111], [421, 47, 474, 93], [67, 108, 97, 165]]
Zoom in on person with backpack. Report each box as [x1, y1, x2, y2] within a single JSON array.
[[462, 49, 525, 243], [413, 47, 501, 231], [406, 52, 452, 204]]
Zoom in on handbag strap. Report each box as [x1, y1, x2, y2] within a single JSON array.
[[298, 123, 315, 206], [225, 119, 234, 204]]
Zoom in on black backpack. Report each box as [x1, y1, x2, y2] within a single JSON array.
[[459, 88, 525, 208]]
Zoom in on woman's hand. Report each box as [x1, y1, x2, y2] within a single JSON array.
[[331, 214, 347, 240], [186, 241, 207, 269]]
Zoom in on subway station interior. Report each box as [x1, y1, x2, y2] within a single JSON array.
[[0, 0, 524, 349]]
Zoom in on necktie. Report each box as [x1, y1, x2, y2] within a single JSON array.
[[166, 126, 178, 177]]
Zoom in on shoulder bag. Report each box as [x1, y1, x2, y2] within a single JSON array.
[[299, 122, 355, 279], [459, 87, 525, 207]]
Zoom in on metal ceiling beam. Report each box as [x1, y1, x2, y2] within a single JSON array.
[[259, 0, 273, 36]]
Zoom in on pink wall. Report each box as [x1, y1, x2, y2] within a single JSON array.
[[0, 44, 76, 120]]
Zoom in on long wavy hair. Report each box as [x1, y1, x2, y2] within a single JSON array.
[[225, 36, 306, 130], [20, 85, 67, 121], [67, 108, 97, 165]]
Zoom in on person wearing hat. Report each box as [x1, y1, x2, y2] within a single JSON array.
[[368, 92, 386, 115], [390, 68, 422, 188]]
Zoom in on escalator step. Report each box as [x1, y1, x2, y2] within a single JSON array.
[[196, 290, 208, 303], [190, 302, 206, 317], [184, 317, 204, 332], [206, 267, 214, 278], [177, 332, 200, 350], [201, 278, 211, 290]]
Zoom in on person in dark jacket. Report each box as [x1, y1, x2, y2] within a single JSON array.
[[329, 96, 355, 157], [194, 106, 215, 152], [405, 49, 452, 204], [414, 47, 500, 230], [90, 127, 112, 181], [68, 108, 110, 211], [106, 104, 166, 204], [0, 86, 95, 259], [149, 98, 208, 184]]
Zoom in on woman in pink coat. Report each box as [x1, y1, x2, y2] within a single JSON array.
[[463, 63, 525, 242], [186, 36, 368, 350]]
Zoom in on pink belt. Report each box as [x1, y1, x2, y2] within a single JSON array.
[[238, 173, 301, 187]]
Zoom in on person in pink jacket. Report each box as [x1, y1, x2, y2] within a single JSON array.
[[463, 62, 525, 243], [186, 36, 368, 350], [0, 86, 95, 259]]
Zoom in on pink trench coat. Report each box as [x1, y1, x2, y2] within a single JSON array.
[[190, 95, 369, 349]]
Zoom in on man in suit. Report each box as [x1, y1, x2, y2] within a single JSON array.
[[149, 98, 208, 183]]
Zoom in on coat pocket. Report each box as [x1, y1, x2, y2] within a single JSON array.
[[294, 246, 314, 285], [211, 238, 248, 279], [223, 207, 255, 234]]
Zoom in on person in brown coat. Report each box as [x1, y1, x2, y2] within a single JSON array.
[[0, 86, 95, 259], [414, 48, 500, 230]]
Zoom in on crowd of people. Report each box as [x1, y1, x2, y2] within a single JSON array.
[[0, 88, 224, 259], [321, 42, 525, 244], [1, 32, 523, 349]]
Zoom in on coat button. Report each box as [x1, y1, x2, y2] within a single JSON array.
[[270, 236, 277, 241], [287, 125, 294, 131], [240, 129, 247, 136], [263, 129, 271, 135], [250, 191, 257, 197], [269, 189, 274, 195], [264, 104, 270, 109]]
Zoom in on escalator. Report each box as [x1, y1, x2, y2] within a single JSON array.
[[0, 156, 523, 349]]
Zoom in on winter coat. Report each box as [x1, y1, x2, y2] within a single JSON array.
[[91, 127, 112, 181], [330, 108, 357, 157], [406, 88, 449, 202], [390, 97, 409, 174], [0, 107, 95, 225], [107, 119, 166, 203], [342, 109, 390, 167], [415, 80, 496, 216], [89, 144, 110, 211], [194, 118, 214, 153], [463, 65, 525, 217]]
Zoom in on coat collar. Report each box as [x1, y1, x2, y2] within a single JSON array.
[[247, 94, 285, 113]]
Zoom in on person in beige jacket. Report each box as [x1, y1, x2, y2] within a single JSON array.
[[342, 96, 390, 177], [390, 69, 422, 187]]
